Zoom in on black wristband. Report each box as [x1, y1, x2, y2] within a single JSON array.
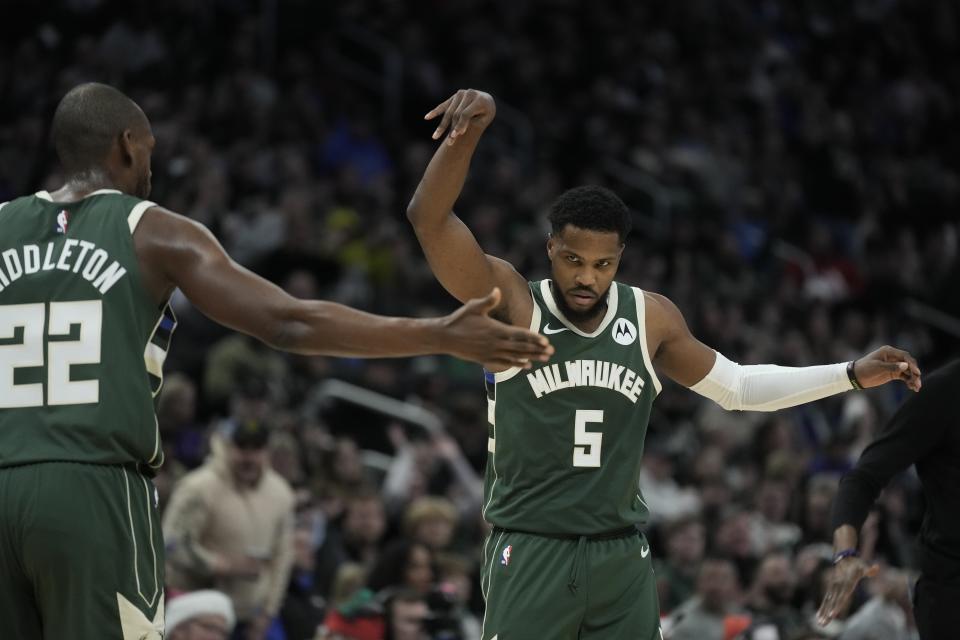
[[847, 360, 863, 390]]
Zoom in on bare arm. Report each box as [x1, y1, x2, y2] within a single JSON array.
[[134, 207, 551, 368], [407, 89, 531, 326], [645, 292, 718, 387]]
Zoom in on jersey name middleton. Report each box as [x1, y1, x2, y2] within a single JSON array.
[[0, 190, 175, 471], [483, 280, 661, 536]]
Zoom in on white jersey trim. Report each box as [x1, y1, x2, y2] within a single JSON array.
[[492, 290, 541, 383], [34, 189, 122, 203], [128, 200, 156, 234], [540, 279, 619, 338], [632, 288, 662, 395], [0, 202, 7, 212]]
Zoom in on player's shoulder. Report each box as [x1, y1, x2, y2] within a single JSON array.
[[637, 290, 680, 318]]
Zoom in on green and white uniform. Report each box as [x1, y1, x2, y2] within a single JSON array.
[[0, 189, 172, 639], [480, 280, 663, 640]]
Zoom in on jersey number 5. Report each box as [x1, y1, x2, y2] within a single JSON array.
[[573, 409, 604, 468], [0, 301, 102, 408]]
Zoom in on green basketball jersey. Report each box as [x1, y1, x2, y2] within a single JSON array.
[[483, 280, 661, 535], [0, 189, 175, 470]]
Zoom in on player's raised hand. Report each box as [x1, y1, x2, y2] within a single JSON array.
[[853, 345, 922, 392], [439, 287, 553, 370], [425, 88, 496, 145], [816, 557, 880, 626]]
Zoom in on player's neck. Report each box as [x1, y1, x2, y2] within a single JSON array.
[[49, 169, 121, 202]]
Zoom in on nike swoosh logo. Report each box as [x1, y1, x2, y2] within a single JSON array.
[[543, 324, 569, 335], [640, 545, 650, 558]]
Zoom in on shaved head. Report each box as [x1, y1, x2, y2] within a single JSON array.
[[51, 82, 149, 175]]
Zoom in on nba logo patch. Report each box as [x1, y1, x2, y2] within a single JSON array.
[[55, 209, 70, 234], [500, 544, 512, 566]]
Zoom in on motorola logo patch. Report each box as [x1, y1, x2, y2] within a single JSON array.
[[612, 318, 637, 345]]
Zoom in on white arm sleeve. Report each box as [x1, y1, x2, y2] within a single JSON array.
[[689, 351, 854, 411]]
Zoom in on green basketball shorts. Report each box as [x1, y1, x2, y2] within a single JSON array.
[[0, 461, 165, 639], [479, 527, 662, 640]]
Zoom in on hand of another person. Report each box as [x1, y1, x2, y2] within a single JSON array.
[[212, 553, 263, 579], [432, 431, 462, 461], [853, 345, 922, 391], [438, 287, 553, 370], [816, 557, 879, 626], [425, 88, 497, 144]]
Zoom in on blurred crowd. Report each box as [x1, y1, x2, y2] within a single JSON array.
[[3, 0, 959, 639]]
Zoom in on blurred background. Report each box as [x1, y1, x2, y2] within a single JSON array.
[[2, 1, 958, 639]]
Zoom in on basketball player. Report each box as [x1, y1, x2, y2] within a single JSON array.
[[406, 88, 922, 640], [0, 83, 552, 640]]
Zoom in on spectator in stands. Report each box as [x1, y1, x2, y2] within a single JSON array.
[[384, 589, 431, 640], [668, 557, 747, 640], [654, 514, 707, 614], [313, 491, 387, 598], [746, 552, 806, 640], [403, 496, 459, 553], [367, 540, 434, 597], [163, 421, 295, 640], [166, 590, 236, 640], [280, 525, 327, 640]]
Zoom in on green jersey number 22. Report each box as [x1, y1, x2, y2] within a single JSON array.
[[573, 409, 604, 467], [0, 301, 102, 408]]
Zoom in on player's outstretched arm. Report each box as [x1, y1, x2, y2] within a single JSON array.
[[134, 207, 552, 369], [407, 88, 531, 326], [646, 292, 921, 411]]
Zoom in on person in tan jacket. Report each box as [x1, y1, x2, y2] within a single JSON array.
[[164, 420, 295, 640]]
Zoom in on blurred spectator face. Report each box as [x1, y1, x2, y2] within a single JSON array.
[[699, 475, 732, 513], [344, 496, 386, 546], [698, 559, 739, 614], [292, 526, 315, 571], [804, 484, 836, 541], [333, 438, 365, 486], [757, 480, 791, 523], [390, 597, 429, 640], [168, 613, 230, 640], [228, 442, 269, 488], [643, 450, 673, 481], [546, 226, 623, 322], [753, 554, 795, 606], [666, 519, 706, 565], [716, 511, 753, 559], [229, 379, 272, 424], [158, 374, 197, 430], [405, 544, 434, 595], [413, 516, 455, 551]]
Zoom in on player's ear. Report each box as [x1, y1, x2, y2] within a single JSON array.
[[546, 234, 556, 260], [118, 129, 135, 167]]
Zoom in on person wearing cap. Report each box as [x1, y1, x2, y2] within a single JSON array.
[[166, 590, 236, 640], [163, 419, 295, 639]]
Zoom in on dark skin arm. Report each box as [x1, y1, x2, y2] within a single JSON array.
[[407, 89, 532, 327], [816, 525, 879, 626], [418, 89, 921, 390], [133, 206, 552, 369]]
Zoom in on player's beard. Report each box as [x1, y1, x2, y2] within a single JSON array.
[[553, 281, 609, 324]]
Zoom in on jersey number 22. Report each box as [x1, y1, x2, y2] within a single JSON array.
[[0, 301, 102, 408]]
